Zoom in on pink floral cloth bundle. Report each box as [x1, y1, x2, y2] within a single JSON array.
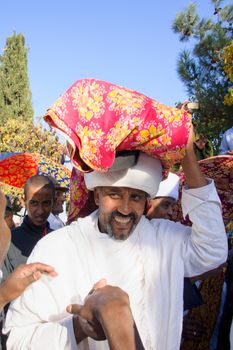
[[44, 78, 192, 222]]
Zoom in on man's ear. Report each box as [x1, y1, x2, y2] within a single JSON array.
[[144, 198, 152, 215], [93, 188, 100, 206]]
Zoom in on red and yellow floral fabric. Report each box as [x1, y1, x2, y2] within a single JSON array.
[[170, 155, 233, 227], [44, 78, 192, 222], [44, 78, 191, 172], [0, 153, 71, 189]]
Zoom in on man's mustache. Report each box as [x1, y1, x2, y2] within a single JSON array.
[[110, 211, 137, 223]]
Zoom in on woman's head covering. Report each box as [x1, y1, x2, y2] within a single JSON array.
[[155, 172, 180, 200], [84, 152, 162, 198]]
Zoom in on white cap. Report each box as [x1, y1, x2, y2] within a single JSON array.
[[155, 172, 180, 200], [84, 152, 162, 198]]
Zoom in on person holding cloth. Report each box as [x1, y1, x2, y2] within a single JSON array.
[[4, 128, 227, 350]]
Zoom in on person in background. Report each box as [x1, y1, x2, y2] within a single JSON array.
[[146, 172, 180, 220], [219, 126, 233, 155], [47, 176, 68, 230], [3, 175, 55, 277], [193, 130, 214, 161]]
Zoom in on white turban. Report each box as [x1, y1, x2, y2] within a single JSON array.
[[155, 172, 180, 200], [84, 152, 162, 198]]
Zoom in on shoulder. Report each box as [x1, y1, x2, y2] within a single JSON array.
[[11, 225, 23, 235], [145, 216, 190, 240], [11, 225, 25, 243]]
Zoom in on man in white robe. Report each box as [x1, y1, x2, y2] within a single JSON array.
[[4, 132, 227, 350]]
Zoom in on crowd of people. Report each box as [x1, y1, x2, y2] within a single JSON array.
[[0, 87, 232, 350]]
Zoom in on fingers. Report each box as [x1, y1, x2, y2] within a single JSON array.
[[66, 304, 82, 314], [25, 263, 58, 277], [93, 278, 107, 289], [87, 278, 107, 297]]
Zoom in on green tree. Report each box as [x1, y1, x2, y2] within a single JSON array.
[[0, 119, 64, 161], [172, 0, 233, 152], [222, 40, 233, 105], [0, 32, 33, 124], [0, 119, 67, 209]]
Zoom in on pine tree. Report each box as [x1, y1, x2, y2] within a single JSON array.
[[0, 32, 33, 124], [172, 0, 233, 152], [223, 40, 233, 106]]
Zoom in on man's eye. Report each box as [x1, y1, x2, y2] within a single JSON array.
[[131, 194, 144, 201], [44, 201, 52, 205], [109, 193, 120, 199]]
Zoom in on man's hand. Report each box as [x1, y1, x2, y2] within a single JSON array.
[[180, 126, 207, 188], [67, 280, 144, 349], [0, 262, 57, 309], [67, 279, 107, 343]]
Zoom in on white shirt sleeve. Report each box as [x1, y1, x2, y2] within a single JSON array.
[[181, 179, 228, 276]]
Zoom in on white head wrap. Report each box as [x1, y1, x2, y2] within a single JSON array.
[[84, 152, 162, 198], [155, 172, 180, 200]]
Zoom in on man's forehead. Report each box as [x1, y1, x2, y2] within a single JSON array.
[[97, 186, 147, 195], [26, 184, 53, 197]]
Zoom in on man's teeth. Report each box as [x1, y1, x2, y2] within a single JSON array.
[[114, 216, 131, 224]]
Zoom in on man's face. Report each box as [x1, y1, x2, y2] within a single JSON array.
[[52, 190, 66, 215], [94, 186, 147, 241], [24, 184, 54, 227], [146, 197, 176, 220]]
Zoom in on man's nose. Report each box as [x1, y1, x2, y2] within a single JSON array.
[[118, 199, 131, 215], [37, 205, 45, 214]]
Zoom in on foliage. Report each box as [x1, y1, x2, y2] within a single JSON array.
[[0, 119, 66, 212], [0, 118, 64, 160], [222, 40, 233, 105], [172, 0, 233, 152], [0, 32, 33, 124]]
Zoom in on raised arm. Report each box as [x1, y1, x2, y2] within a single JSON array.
[[180, 126, 207, 188], [179, 126, 227, 276]]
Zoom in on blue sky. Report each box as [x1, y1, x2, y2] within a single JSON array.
[[0, 0, 227, 126]]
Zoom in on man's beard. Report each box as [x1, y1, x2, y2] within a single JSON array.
[[106, 211, 138, 241]]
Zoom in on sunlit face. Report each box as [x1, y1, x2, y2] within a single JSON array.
[[94, 187, 147, 241], [146, 197, 176, 220], [24, 184, 54, 227], [52, 190, 66, 215]]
